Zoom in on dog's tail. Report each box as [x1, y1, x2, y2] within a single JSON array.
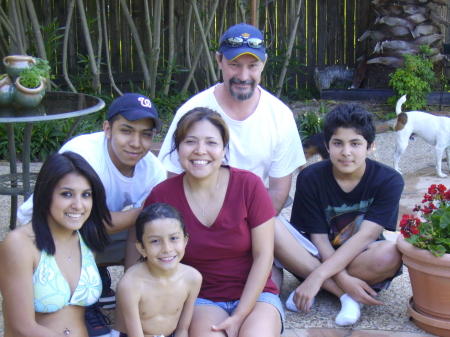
[[396, 95, 407, 115]]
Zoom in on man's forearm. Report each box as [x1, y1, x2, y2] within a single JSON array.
[[106, 206, 143, 235], [268, 173, 293, 215]]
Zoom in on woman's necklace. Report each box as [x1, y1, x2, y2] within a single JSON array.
[[186, 170, 220, 216], [55, 233, 77, 262]]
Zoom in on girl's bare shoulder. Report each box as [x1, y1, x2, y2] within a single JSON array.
[[1, 224, 35, 249]]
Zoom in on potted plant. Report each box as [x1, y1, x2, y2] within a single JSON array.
[[0, 73, 14, 106], [397, 183, 450, 336], [13, 58, 50, 108]]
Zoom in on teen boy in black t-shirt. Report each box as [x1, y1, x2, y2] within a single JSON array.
[[277, 103, 404, 326]]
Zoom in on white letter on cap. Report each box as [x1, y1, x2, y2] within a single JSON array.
[[138, 97, 152, 108]]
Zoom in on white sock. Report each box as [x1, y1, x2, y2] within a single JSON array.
[[335, 293, 363, 326], [285, 290, 315, 312]]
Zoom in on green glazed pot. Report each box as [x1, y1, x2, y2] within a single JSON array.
[[0, 74, 14, 106], [13, 76, 45, 108], [3, 55, 36, 80]]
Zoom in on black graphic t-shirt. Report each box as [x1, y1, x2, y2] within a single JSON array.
[[290, 158, 404, 247]]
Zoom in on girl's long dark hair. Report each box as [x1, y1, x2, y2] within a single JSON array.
[[32, 151, 113, 254]]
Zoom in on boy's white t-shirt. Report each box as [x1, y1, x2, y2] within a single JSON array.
[[18, 132, 166, 224], [158, 84, 305, 183]]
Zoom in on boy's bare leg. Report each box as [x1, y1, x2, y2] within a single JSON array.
[[273, 218, 344, 297], [274, 218, 367, 325], [347, 240, 402, 285]]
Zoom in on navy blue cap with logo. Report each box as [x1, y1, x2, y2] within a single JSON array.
[[107, 93, 162, 133], [218, 23, 266, 62]]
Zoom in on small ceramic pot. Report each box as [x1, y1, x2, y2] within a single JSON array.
[[0, 74, 14, 106], [13, 76, 45, 108], [3, 55, 36, 80]]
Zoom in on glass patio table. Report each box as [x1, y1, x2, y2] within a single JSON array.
[[0, 91, 105, 229]]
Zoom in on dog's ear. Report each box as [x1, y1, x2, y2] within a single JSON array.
[[394, 112, 408, 131]]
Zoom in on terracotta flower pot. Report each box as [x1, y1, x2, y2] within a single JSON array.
[[13, 76, 45, 108], [397, 235, 450, 335], [407, 298, 450, 337], [3, 55, 36, 80], [0, 74, 13, 106]]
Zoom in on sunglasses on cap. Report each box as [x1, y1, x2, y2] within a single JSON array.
[[221, 36, 264, 49]]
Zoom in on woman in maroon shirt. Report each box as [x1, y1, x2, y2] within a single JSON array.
[[144, 107, 284, 337]]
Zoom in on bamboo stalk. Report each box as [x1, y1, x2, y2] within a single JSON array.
[[8, 0, 25, 54], [181, 0, 222, 92], [150, 0, 162, 98], [76, 0, 100, 93], [275, 0, 303, 98], [188, 0, 218, 86], [144, 0, 153, 74], [95, 0, 103, 72], [183, 4, 199, 93], [0, 7, 19, 47], [163, 0, 175, 95], [17, 0, 28, 53], [101, 0, 122, 96], [24, 0, 50, 89], [62, 0, 77, 93], [119, 0, 151, 90], [238, 0, 246, 23]]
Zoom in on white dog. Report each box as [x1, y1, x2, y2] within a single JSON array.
[[393, 95, 450, 178]]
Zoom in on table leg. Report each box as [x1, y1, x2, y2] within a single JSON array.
[[6, 123, 17, 230], [23, 122, 34, 201], [64, 116, 84, 144]]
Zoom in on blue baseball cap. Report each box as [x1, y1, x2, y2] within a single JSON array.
[[107, 93, 162, 132], [218, 23, 266, 62]]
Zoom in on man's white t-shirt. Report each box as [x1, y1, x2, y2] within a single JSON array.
[[18, 132, 166, 224], [159, 84, 305, 183]]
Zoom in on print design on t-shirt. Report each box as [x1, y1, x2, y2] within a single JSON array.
[[324, 198, 374, 246]]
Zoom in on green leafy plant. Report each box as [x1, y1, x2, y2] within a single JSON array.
[[388, 45, 436, 110], [263, 37, 307, 102], [296, 102, 327, 141], [400, 184, 450, 257], [18, 58, 51, 88]]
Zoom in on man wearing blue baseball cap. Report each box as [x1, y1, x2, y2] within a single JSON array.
[[159, 23, 305, 214], [18, 93, 166, 337]]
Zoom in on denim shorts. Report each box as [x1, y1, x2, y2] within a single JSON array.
[[195, 292, 285, 333]]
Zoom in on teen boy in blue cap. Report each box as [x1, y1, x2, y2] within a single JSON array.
[[18, 93, 166, 337]]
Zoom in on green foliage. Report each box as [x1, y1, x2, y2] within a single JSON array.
[[0, 109, 106, 161], [296, 102, 328, 141], [26, 18, 64, 71], [41, 19, 65, 70], [70, 54, 99, 95], [18, 58, 50, 88], [388, 45, 436, 110], [263, 38, 307, 102]]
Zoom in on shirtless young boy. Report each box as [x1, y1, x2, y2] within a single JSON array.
[[112, 203, 202, 337]]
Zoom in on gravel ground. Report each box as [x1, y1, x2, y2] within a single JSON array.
[[0, 126, 442, 336]]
